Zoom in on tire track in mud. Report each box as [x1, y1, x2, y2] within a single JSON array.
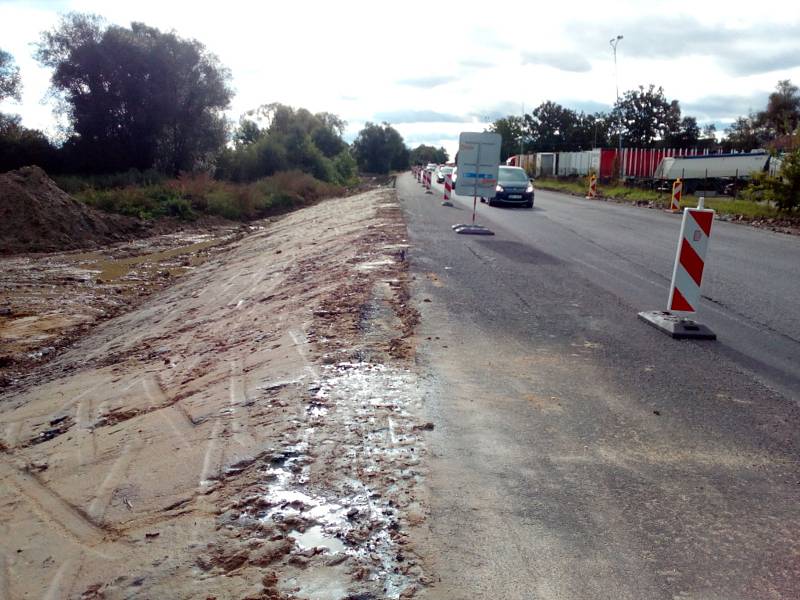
[[0, 462, 120, 555], [0, 525, 9, 600], [1, 188, 429, 599], [86, 438, 143, 523]]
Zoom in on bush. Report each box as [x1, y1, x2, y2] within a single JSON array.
[[71, 170, 344, 222], [55, 169, 165, 194], [744, 149, 800, 212]]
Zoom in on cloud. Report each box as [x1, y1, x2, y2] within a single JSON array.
[[721, 49, 800, 76], [396, 76, 457, 88], [373, 110, 469, 124], [521, 51, 591, 73], [404, 132, 462, 146], [577, 17, 800, 76], [683, 92, 769, 120], [468, 101, 523, 122], [458, 58, 495, 69], [558, 99, 612, 114]]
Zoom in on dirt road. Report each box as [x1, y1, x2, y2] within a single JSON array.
[[0, 188, 429, 599]]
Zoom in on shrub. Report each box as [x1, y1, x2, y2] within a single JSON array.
[[72, 169, 344, 222], [744, 149, 800, 212]]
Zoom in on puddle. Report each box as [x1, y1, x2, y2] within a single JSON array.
[[254, 361, 421, 598], [79, 238, 222, 283], [355, 257, 395, 272], [290, 525, 346, 554]]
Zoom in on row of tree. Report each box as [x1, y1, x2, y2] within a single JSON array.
[[0, 13, 416, 178], [490, 82, 800, 160], [4, 12, 797, 180]]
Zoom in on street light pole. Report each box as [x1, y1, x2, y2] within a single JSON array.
[[610, 34, 623, 179]]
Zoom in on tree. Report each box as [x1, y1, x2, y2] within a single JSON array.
[[758, 80, 800, 138], [409, 144, 448, 165], [488, 116, 525, 160], [697, 123, 719, 151], [352, 122, 408, 174], [219, 104, 353, 184], [725, 114, 765, 151], [612, 85, 678, 148], [0, 49, 22, 102], [0, 114, 59, 172], [746, 148, 800, 211], [35, 13, 233, 174], [664, 116, 700, 148]]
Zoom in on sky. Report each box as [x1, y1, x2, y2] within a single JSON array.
[[1, 0, 800, 159]]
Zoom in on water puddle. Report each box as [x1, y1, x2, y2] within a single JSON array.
[[290, 525, 346, 554], [355, 257, 395, 272], [78, 237, 228, 283], [257, 361, 421, 599]]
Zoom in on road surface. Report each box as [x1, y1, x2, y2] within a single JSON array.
[[400, 173, 800, 599]]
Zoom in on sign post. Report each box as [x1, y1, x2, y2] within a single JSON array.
[[452, 132, 501, 235]]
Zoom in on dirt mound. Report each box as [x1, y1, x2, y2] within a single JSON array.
[[0, 166, 145, 254]]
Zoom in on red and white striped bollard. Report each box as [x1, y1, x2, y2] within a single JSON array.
[[442, 173, 453, 206], [638, 197, 717, 339]]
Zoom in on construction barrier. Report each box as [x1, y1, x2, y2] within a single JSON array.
[[425, 170, 432, 194], [442, 173, 453, 206], [667, 200, 715, 313], [586, 174, 597, 198], [670, 178, 682, 212]]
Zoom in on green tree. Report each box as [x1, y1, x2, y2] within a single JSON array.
[[725, 114, 765, 151], [746, 148, 800, 211], [221, 104, 352, 184], [0, 114, 59, 172], [488, 116, 525, 160], [409, 144, 448, 165], [697, 123, 719, 151], [352, 122, 408, 173], [757, 80, 800, 138], [612, 85, 678, 148], [0, 49, 22, 102], [35, 13, 233, 174], [664, 116, 700, 148]]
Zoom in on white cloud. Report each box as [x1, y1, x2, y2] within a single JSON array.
[[1, 0, 799, 158]]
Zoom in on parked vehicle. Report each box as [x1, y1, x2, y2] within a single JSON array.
[[653, 153, 771, 193], [451, 166, 458, 188], [483, 166, 534, 208], [436, 165, 453, 183]]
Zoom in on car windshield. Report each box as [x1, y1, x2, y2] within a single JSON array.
[[499, 167, 529, 183], [440, 167, 453, 174]]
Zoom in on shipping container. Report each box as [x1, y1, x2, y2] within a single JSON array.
[[556, 150, 601, 176]]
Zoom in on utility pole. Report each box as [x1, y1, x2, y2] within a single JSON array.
[[610, 34, 623, 178]]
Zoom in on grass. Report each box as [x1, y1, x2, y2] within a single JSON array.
[[535, 177, 783, 219], [69, 170, 344, 221]]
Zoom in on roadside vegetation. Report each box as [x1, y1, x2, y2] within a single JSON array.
[[534, 177, 783, 219], [0, 13, 413, 225], [60, 171, 344, 221]]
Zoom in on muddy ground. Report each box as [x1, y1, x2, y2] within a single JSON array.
[[0, 188, 429, 599], [0, 224, 246, 388]]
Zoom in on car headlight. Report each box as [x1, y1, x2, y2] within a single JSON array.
[[496, 184, 504, 192], [526, 184, 534, 193]]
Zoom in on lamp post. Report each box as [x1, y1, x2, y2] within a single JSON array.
[[610, 34, 623, 178]]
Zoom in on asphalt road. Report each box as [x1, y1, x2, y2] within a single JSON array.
[[399, 173, 800, 599]]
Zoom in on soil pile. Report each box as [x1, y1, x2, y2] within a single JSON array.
[[0, 165, 144, 254]]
